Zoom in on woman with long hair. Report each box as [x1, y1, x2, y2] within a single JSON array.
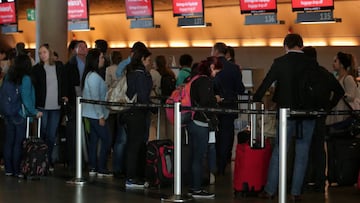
[[31, 44, 65, 171], [3, 55, 42, 177], [81, 48, 112, 177], [124, 47, 153, 188], [326, 51, 358, 125]]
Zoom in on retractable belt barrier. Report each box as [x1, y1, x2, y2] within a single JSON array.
[[73, 97, 358, 203]]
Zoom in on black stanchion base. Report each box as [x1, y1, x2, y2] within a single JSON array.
[[161, 194, 194, 202]]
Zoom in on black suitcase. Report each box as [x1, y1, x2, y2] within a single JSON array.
[[21, 117, 49, 179], [327, 137, 360, 186]]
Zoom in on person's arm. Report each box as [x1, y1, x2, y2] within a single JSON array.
[[235, 65, 245, 95], [343, 75, 357, 102], [328, 73, 345, 109], [253, 62, 278, 102], [86, 73, 105, 119], [116, 57, 130, 78], [21, 76, 39, 116]]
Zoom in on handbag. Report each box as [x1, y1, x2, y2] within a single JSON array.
[[327, 98, 360, 138]]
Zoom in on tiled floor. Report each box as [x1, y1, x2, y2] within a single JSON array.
[[0, 164, 359, 203]]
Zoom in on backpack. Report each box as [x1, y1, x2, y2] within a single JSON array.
[[296, 65, 334, 111], [165, 75, 203, 125], [106, 70, 137, 112], [161, 74, 176, 97], [145, 139, 174, 188], [0, 78, 22, 116]]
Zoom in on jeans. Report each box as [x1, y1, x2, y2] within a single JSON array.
[[207, 143, 217, 173], [3, 115, 26, 175], [306, 116, 326, 190], [87, 118, 111, 172], [264, 119, 315, 196], [216, 114, 236, 174], [187, 121, 209, 191], [125, 110, 146, 180], [40, 109, 61, 165], [112, 125, 127, 173]]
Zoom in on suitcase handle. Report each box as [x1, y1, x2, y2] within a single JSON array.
[[26, 117, 41, 139]]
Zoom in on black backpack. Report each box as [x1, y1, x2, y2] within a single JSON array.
[[161, 74, 176, 97], [296, 65, 334, 111]]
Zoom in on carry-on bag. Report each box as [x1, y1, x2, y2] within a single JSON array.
[[145, 139, 174, 188], [234, 102, 272, 197], [327, 137, 360, 186], [21, 117, 49, 179], [233, 130, 272, 197]]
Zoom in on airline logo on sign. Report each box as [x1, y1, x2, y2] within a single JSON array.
[[173, 0, 203, 16], [125, 0, 153, 19], [0, 0, 16, 25], [68, 0, 88, 20]]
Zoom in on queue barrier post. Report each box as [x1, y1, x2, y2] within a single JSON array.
[[162, 102, 193, 202], [67, 97, 86, 185]]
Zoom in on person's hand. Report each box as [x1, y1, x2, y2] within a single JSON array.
[[99, 117, 105, 126], [62, 97, 69, 103], [215, 95, 223, 103], [36, 111, 43, 118]]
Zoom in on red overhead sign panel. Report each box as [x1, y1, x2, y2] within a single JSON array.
[[0, 1, 16, 25], [172, 0, 203, 17], [292, 0, 334, 11], [68, 0, 88, 20], [125, 0, 153, 19], [239, 0, 277, 14]]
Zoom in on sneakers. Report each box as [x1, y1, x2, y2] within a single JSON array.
[[125, 179, 145, 189], [89, 169, 97, 176], [209, 173, 216, 185], [5, 172, 13, 176], [191, 190, 215, 199], [258, 191, 275, 199], [97, 170, 113, 177]]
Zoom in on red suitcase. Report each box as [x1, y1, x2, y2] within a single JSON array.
[[233, 133, 271, 197]]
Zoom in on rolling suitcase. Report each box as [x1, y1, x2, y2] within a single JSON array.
[[145, 139, 174, 188], [21, 117, 49, 179], [327, 137, 360, 186], [234, 102, 272, 197], [233, 130, 272, 197]]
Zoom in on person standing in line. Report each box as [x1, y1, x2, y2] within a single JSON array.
[[105, 50, 127, 178], [31, 44, 66, 171], [124, 48, 153, 188], [254, 34, 318, 201], [326, 51, 358, 186], [176, 54, 193, 87], [3, 55, 43, 177], [225, 46, 236, 63], [302, 46, 344, 193], [95, 39, 110, 80], [63, 40, 88, 169], [81, 48, 112, 177], [116, 41, 147, 78], [186, 57, 221, 199], [212, 42, 245, 175]]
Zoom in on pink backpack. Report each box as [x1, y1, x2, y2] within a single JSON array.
[[165, 75, 203, 125]]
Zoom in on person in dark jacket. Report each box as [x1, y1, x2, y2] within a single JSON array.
[[31, 44, 66, 170], [124, 47, 153, 189], [254, 34, 319, 201], [186, 57, 221, 199], [302, 46, 344, 193], [62, 40, 88, 169], [212, 42, 245, 175]]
